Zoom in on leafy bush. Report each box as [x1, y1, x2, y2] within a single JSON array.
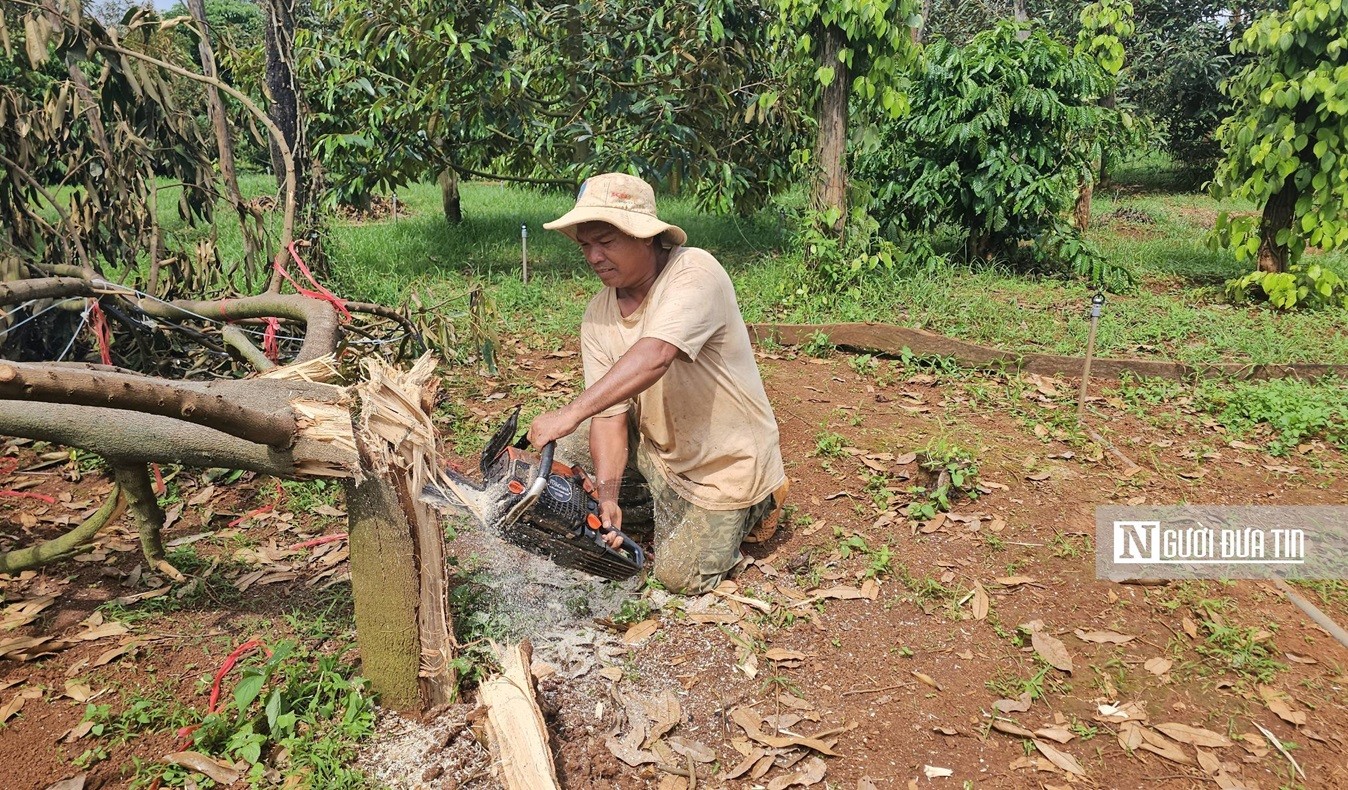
[[857, 21, 1132, 288], [1225, 263, 1348, 310], [1199, 378, 1348, 455]]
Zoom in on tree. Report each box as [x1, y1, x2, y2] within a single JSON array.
[[1210, 0, 1348, 279], [857, 20, 1129, 285], [305, 0, 805, 221], [1072, 0, 1135, 230], [770, 0, 920, 234]]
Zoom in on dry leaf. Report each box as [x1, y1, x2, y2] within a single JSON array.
[[993, 692, 1032, 713], [726, 749, 766, 780], [922, 765, 954, 779], [667, 737, 715, 764], [1152, 723, 1231, 748], [1284, 653, 1317, 665], [1135, 727, 1192, 764], [162, 751, 241, 785], [1144, 658, 1173, 676], [62, 680, 97, 703], [971, 583, 989, 620], [1196, 748, 1222, 776], [598, 666, 623, 682], [1030, 630, 1073, 673], [0, 691, 29, 723], [1, 595, 56, 631], [767, 756, 827, 790], [1032, 740, 1085, 776], [43, 776, 86, 790], [765, 648, 807, 663], [730, 707, 840, 756], [1258, 685, 1307, 726], [995, 576, 1035, 586], [1073, 629, 1134, 644], [643, 692, 682, 746], [991, 719, 1035, 738], [1117, 721, 1144, 752], [1181, 617, 1199, 638], [1034, 726, 1075, 744], [912, 671, 942, 691], [623, 619, 660, 645]]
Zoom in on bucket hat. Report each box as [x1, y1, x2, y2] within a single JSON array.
[[544, 173, 687, 246]]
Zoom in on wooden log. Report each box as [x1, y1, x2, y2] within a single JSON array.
[[479, 642, 561, 790], [749, 322, 1348, 382]]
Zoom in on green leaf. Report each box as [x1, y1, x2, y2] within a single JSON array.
[[234, 673, 265, 713]]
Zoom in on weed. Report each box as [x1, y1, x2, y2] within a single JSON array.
[[904, 440, 979, 519], [849, 353, 877, 377], [1195, 620, 1285, 683], [1069, 717, 1099, 740], [801, 330, 834, 358], [1196, 377, 1348, 455], [612, 598, 654, 626], [835, 531, 893, 580], [1049, 532, 1093, 559], [813, 430, 849, 459], [985, 664, 1052, 701]]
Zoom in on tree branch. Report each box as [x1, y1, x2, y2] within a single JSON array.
[[0, 484, 125, 574]]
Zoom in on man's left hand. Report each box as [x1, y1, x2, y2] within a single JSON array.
[[527, 406, 581, 448]]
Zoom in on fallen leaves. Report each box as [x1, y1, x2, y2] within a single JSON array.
[[1073, 629, 1134, 645], [1022, 620, 1072, 673], [1143, 657, 1173, 676], [1032, 739, 1086, 776], [1257, 685, 1307, 726]]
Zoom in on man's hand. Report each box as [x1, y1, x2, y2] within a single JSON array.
[[527, 406, 581, 448], [597, 499, 624, 549]]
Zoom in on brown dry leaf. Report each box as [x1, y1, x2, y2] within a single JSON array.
[[1136, 727, 1192, 765], [69, 622, 128, 643], [730, 707, 840, 756], [61, 720, 94, 743], [777, 694, 814, 711], [992, 692, 1033, 713], [991, 719, 1035, 738], [1257, 686, 1307, 726], [1073, 629, 1134, 644], [43, 776, 86, 790], [643, 691, 682, 746], [1032, 740, 1085, 776], [1196, 748, 1222, 776], [912, 671, 942, 691], [598, 666, 623, 682], [1284, 652, 1317, 665], [919, 513, 947, 534], [1034, 726, 1075, 744], [163, 752, 241, 785], [0, 635, 52, 661], [1, 691, 30, 723], [726, 749, 767, 780], [1144, 657, 1173, 676], [765, 648, 807, 663], [857, 778, 880, 790], [62, 680, 97, 703], [1153, 723, 1232, 748], [971, 583, 989, 621], [667, 737, 715, 764], [994, 575, 1036, 587], [687, 612, 738, 624], [1, 595, 56, 631], [767, 756, 827, 790], [623, 618, 660, 645], [91, 639, 144, 668], [1026, 471, 1051, 481], [1029, 629, 1073, 673], [1181, 617, 1199, 639], [1117, 721, 1144, 752]]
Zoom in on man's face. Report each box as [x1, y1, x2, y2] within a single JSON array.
[[574, 221, 656, 290]]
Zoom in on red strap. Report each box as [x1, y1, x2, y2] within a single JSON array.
[[276, 243, 351, 320], [87, 300, 113, 365], [207, 638, 270, 713], [288, 532, 348, 551], [0, 490, 55, 503], [262, 317, 281, 362]]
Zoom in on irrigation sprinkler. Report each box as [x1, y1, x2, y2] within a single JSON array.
[[521, 224, 529, 284], [1076, 292, 1106, 422]]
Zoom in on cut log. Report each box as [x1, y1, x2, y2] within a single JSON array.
[[479, 642, 561, 790]]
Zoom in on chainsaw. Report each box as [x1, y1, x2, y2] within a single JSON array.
[[420, 407, 646, 581]]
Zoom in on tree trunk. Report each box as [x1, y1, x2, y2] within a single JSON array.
[[913, 0, 932, 43], [347, 356, 456, 710], [262, 0, 309, 216], [1074, 179, 1093, 232], [439, 168, 463, 225], [1258, 180, 1298, 273], [811, 25, 849, 241], [187, 0, 264, 287]]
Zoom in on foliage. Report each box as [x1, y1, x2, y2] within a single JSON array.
[[1209, 0, 1348, 271], [81, 642, 373, 787], [857, 21, 1132, 287], [305, 0, 805, 213], [905, 441, 979, 519], [1197, 376, 1348, 455], [0, 6, 217, 275], [770, 0, 919, 117], [1124, 0, 1278, 179], [1226, 262, 1348, 309]]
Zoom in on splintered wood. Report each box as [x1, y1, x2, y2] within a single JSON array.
[[478, 642, 562, 790]]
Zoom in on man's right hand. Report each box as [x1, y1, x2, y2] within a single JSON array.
[[597, 499, 624, 548]]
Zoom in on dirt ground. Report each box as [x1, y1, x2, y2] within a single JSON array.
[[2, 339, 1347, 789]]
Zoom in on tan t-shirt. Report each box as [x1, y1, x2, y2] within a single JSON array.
[[581, 246, 786, 510]]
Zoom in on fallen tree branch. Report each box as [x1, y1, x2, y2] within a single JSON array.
[[113, 462, 168, 566], [0, 361, 298, 448], [478, 642, 561, 790], [222, 324, 278, 372], [0, 483, 125, 574]]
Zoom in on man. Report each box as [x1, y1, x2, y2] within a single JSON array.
[[527, 172, 787, 594]]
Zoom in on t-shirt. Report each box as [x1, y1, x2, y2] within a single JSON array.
[[580, 246, 786, 510]]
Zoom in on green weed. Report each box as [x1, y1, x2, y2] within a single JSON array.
[[813, 430, 849, 459], [801, 330, 834, 358]]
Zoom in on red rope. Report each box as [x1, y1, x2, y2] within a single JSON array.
[[150, 463, 165, 496], [262, 317, 281, 362], [0, 490, 55, 503], [288, 533, 348, 551], [176, 638, 272, 750], [276, 243, 351, 321], [87, 300, 113, 365]]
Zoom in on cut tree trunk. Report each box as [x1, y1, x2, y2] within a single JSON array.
[[479, 642, 562, 790], [439, 168, 463, 225], [811, 24, 849, 240], [1258, 180, 1298, 273], [346, 355, 456, 710]]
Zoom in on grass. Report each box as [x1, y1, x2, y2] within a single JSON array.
[[133, 165, 1348, 370]]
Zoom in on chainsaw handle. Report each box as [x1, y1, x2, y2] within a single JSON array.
[[607, 530, 646, 570], [523, 441, 556, 501]]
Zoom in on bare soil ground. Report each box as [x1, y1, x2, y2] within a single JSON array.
[[2, 339, 1346, 789]]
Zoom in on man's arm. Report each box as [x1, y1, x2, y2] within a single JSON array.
[[527, 336, 682, 448], [588, 412, 628, 543]]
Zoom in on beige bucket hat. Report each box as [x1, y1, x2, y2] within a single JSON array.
[[544, 173, 687, 246]]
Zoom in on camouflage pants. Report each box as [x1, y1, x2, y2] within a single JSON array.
[[557, 419, 776, 595]]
